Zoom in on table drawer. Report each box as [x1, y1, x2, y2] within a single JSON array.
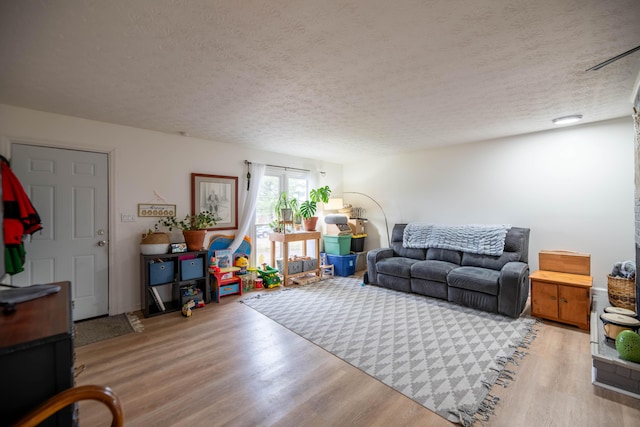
[[220, 283, 240, 296]]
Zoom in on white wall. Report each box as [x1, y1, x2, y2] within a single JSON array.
[[0, 104, 343, 314], [343, 117, 635, 289], [1, 104, 633, 305]]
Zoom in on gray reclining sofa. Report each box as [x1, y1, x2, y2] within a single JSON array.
[[365, 223, 530, 318]]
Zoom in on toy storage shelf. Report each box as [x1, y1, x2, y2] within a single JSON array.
[[211, 267, 242, 303], [269, 231, 321, 286], [140, 250, 210, 318]]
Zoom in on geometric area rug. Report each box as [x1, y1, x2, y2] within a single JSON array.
[[242, 276, 537, 426]]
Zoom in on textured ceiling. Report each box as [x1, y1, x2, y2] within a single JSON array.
[[1, 1, 639, 161]]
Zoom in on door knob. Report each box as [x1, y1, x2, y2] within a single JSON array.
[[97, 240, 107, 247]]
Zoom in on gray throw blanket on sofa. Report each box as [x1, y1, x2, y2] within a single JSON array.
[[403, 223, 511, 256]]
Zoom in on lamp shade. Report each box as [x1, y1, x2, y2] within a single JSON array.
[[325, 198, 344, 211]]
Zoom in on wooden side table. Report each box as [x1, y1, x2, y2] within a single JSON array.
[[210, 266, 242, 302], [269, 231, 321, 286], [530, 270, 592, 330]]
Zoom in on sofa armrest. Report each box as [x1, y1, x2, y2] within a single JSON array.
[[366, 248, 394, 285], [498, 261, 530, 318]]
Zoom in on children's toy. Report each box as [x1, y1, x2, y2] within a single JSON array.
[[257, 266, 281, 289], [215, 250, 232, 268], [247, 266, 258, 288], [208, 256, 220, 273], [235, 255, 249, 274], [181, 285, 204, 308], [182, 300, 195, 317]]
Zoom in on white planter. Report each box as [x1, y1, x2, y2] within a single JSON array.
[[140, 243, 170, 255]]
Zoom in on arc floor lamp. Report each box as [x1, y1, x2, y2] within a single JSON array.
[[341, 191, 390, 247]]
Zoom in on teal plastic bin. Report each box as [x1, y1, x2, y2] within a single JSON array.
[[323, 235, 352, 255]]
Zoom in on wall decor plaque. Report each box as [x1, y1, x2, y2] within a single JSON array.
[[138, 204, 177, 217]]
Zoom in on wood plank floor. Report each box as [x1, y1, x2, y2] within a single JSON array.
[[75, 285, 640, 427]]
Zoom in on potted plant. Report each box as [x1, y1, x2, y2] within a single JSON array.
[[156, 210, 219, 251], [299, 185, 332, 231], [274, 192, 294, 222], [273, 192, 300, 232], [269, 218, 281, 233], [289, 197, 302, 230]]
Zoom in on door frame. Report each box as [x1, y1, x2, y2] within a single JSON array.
[[2, 136, 118, 315]]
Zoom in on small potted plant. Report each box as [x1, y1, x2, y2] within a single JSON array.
[[299, 185, 331, 231], [273, 192, 300, 232], [290, 197, 302, 230], [156, 210, 219, 251], [274, 192, 294, 222]]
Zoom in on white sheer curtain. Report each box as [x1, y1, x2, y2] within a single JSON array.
[[228, 162, 266, 253]]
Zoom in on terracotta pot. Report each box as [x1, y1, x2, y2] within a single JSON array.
[[182, 230, 206, 251], [302, 217, 319, 231]]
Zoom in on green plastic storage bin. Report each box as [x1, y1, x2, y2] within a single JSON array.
[[323, 235, 352, 255]]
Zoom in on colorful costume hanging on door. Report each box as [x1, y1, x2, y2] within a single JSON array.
[[2, 160, 42, 275]]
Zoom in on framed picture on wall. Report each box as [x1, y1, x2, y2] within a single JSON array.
[[191, 173, 238, 230]]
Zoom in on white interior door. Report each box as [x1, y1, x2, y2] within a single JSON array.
[[10, 143, 109, 320]]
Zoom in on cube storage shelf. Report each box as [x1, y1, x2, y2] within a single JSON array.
[[141, 250, 210, 317]]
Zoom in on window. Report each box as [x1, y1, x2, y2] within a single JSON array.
[[254, 167, 311, 268]]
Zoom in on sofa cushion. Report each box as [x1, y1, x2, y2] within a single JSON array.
[[447, 266, 500, 295], [379, 273, 412, 292], [461, 251, 520, 271], [391, 241, 426, 260], [377, 257, 420, 279], [390, 224, 426, 260], [411, 278, 448, 299], [411, 260, 458, 283], [504, 227, 529, 263], [426, 248, 462, 265]]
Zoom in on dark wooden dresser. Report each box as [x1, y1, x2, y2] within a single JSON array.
[[0, 281, 74, 427]]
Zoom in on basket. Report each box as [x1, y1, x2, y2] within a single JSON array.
[[607, 275, 636, 311]]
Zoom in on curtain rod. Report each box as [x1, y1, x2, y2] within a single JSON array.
[[244, 160, 325, 175]]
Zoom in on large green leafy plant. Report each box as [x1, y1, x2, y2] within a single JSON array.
[[299, 185, 331, 219]]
